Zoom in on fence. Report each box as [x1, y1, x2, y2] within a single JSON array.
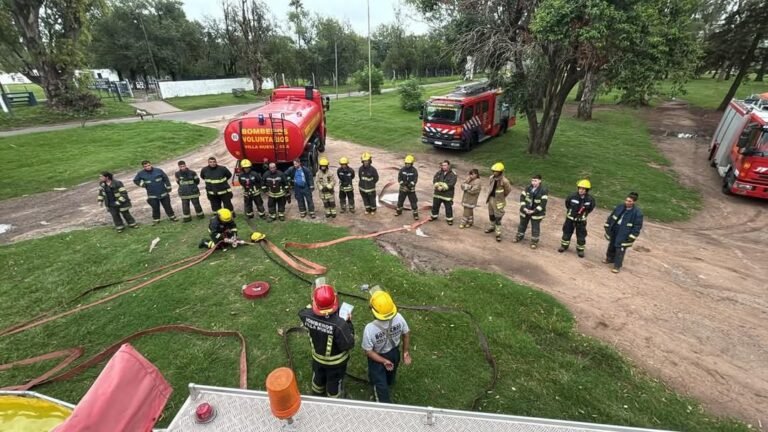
[[158, 78, 275, 99]]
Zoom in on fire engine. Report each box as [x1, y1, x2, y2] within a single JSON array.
[[708, 94, 768, 198], [420, 81, 515, 150], [223, 86, 330, 174]]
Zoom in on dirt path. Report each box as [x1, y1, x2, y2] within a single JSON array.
[[0, 107, 766, 428]]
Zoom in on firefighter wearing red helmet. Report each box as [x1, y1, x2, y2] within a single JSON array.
[[298, 284, 355, 398]]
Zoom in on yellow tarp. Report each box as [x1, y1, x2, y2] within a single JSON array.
[[0, 395, 71, 432]]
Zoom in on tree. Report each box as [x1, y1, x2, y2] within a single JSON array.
[[352, 65, 384, 94], [1, 0, 103, 107], [399, 79, 423, 111], [222, 0, 271, 93]]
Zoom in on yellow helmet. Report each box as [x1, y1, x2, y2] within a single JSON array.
[[240, 159, 252, 168], [577, 179, 592, 189], [361, 152, 372, 162], [370, 290, 397, 321], [404, 154, 415, 164], [339, 157, 349, 165], [217, 208, 233, 222], [250, 232, 266, 242], [491, 162, 504, 172], [319, 157, 329, 167]]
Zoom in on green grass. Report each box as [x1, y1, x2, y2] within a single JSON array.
[[0, 121, 218, 200], [664, 77, 768, 109], [5, 83, 46, 101], [326, 84, 700, 221], [0, 98, 136, 131], [0, 222, 748, 430], [165, 90, 272, 111]]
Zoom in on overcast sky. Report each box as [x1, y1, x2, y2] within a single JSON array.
[[182, 0, 430, 36]]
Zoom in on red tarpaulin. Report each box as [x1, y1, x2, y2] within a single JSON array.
[[54, 343, 172, 432]]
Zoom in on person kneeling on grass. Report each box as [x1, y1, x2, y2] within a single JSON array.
[[199, 208, 239, 249]]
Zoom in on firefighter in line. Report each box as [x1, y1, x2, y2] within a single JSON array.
[[362, 288, 412, 404], [337, 157, 356, 213], [558, 179, 596, 257], [298, 283, 355, 398], [263, 162, 289, 222], [285, 159, 316, 218], [200, 157, 234, 214], [98, 171, 137, 232], [133, 160, 178, 224], [430, 160, 458, 225], [395, 154, 419, 220], [514, 174, 548, 248], [237, 159, 266, 219], [359, 152, 380, 215], [174, 160, 205, 222], [459, 168, 482, 229], [604, 192, 644, 273], [315, 157, 337, 219], [484, 163, 513, 241], [199, 208, 238, 249]]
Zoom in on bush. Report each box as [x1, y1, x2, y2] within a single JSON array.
[[56, 91, 104, 127], [398, 79, 424, 111], [352, 66, 384, 95]]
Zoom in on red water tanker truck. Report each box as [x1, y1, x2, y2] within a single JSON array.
[[223, 86, 330, 174]]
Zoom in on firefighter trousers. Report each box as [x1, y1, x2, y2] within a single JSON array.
[[431, 198, 453, 221], [311, 360, 347, 398], [605, 241, 628, 270], [516, 215, 541, 242], [396, 190, 418, 215], [244, 194, 265, 218], [294, 186, 316, 216], [461, 206, 475, 226], [368, 347, 400, 403], [561, 219, 587, 250], [147, 196, 176, 222], [181, 198, 204, 220], [107, 207, 136, 231], [339, 188, 355, 212], [207, 192, 233, 213], [267, 196, 286, 220], [320, 190, 336, 216], [360, 190, 377, 212]]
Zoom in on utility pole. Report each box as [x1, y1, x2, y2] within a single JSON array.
[[367, 0, 372, 118], [137, 12, 160, 85], [335, 40, 339, 100]]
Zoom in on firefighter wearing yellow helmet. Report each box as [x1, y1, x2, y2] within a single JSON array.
[[237, 159, 266, 220], [558, 179, 596, 258], [396, 155, 419, 219], [359, 152, 379, 214], [199, 208, 238, 249], [483, 162, 513, 241], [337, 157, 356, 213], [315, 157, 337, 219], [362, 287, 412, 403]]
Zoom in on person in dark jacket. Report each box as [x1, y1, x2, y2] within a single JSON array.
[[98, 172, 137, 232], [285, 159, 316, 218], [559, 179, 596, 257], [133, 160, 177, 224], [396, 154, 419, 220], [337, 157, 356, 213], [514, 174, 548, 248], [298, 283, 355, 398], [358, 152, 379, 214], [174, 160, 204, 222], [199, 208, 238, 249], [603, 192, 644, 273], [200, 157, 234, 213], [237, 159, 266, 219], [430, 160, 458, 225], [262, 162, 289, 222]]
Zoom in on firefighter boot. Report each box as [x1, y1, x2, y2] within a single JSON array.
[[310, 212, 317, 219], [558, 241, 569, 253], [395, 208, 403, 216], [495, 224, 502, 242], [349, 206, 356, 214], [466, 216, 473, 228], [197, 213, 205, 219], [530, 238, 539, 249], [459, 218, 468, 228], [340, 205, 347, 214], [512, 234, 524, 243], [413, 211, 419, 220], [577, 246, 585, 258], [484, 225, 495, 233]]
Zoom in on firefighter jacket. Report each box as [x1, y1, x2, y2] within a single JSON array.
[[208, 216, 238, 244], [398, 165, 418, 192], [175, 169, 201, 199], [519, 184, 548, 219], [133, 168, 172, 199], [98, 180, 131, 210], [337, 166, 355, 192], [461, 177, 482, 208], [298, 307, 355, 366], [315, 169, 336, 196], [200, 165, 233, 196], [604, 204, 643, 248], [262, 170, 288, 198], [565, 192, 596, 222], [433, 169, 458, 201], [237, 170, 263, 197], [486, 175, 512, 209], [285, 165, 314, 190], [358, 165, 379, 193]]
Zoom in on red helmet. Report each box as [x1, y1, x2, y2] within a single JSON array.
[[312, 284, 339, 315]]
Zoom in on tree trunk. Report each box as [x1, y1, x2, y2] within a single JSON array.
[[718, 32, 763, 111], [527, 64, 581, 155], [717, 65, 728, 81], [724, 64, 734, 81], [711, 67, 719, 79], [574, 78, 584, 102], [755, 49, 768, 82], [577, 68, 598, 121]]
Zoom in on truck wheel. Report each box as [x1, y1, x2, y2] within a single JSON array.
[[722, 170, 735, 195], [310, 147, 319, 174], [318, 135, 326, 153]]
